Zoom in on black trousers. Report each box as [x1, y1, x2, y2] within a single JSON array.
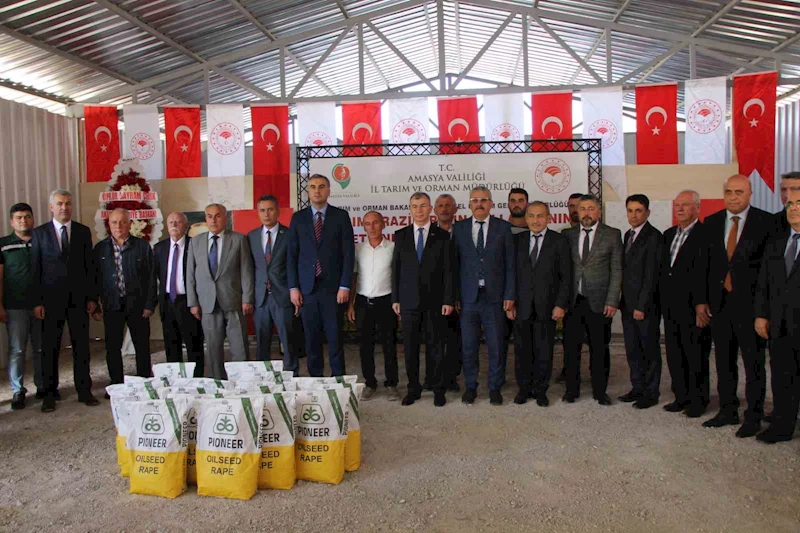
[[768, 334, 800, 437], [41, 297, 92, 395], [104, 303, 151, 384], [445, 311, 462, 384], [160, 295, 204, 378], [712, 295, 766, 421], [515, 317, 556, 395], [563, 295, 610, 397], [621, 310, 662, 399], [355, 294, 398, 388], [664, 306, 711, 407], [402, 309, 447, 394]]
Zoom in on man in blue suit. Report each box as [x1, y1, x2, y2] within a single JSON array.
[[287, 174, 355, 376], [452, 185, 516, 405]]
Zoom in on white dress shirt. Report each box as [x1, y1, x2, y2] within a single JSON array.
[[413, 222, 431, 253], [724, 205, 750, 246], [261, 224, 279, 255], [52, 219, 72, 251], [471, 217, 490, 248], [166, 236, 186, 295], [354, 238, 394, 298], [529, 228, 548, 260], [669, 218, 699, 266], [207, 230, 224, 264]]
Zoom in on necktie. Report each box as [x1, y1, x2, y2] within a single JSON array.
[[477, 221, 485, 284], [669, 227, 684, 267], [115, 242, 126, 298], [209, 235, 219, 279], [530, 233, 541, 265], [581, 228, 592, 264], [625, 229, 635, 253], [265, 229, 273, 291], [786, 233, 800, 277], [314, 212, 323, 278], [724, 215, 739, 292], [169, 243, 179, 303], [60, 225, 69, 260], [416, 227, 424, 263]]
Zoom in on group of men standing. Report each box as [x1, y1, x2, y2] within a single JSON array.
[[3, 171, 800, 446]]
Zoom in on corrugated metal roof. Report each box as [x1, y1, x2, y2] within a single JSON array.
[[0, 0, 798, 115]]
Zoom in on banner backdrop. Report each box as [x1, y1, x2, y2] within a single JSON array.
[[122, 105, 163, 179], [309, 151, 589, 240], [684, 77, 727, 164]]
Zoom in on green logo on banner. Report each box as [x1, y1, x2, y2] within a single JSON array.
[[332, 164, 351, 189]]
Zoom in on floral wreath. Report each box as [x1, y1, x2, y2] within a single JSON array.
[[94, 159, 163, 245]]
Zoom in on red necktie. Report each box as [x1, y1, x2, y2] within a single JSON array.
[[314, 212, 323, 278], [265, 230, 272, 290]]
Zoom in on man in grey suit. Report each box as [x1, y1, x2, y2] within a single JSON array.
[[186, 203, 254, 379], [562, 194, 623, 405], [248, 195, 298, 374]]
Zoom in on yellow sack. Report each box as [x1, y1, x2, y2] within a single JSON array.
[[195, 397, 264, 500], [315, 383, 363, 472], [106, 383, 160, 478], [152, 362, 196, 380], [126, 398, 190, 498], [295, 388, 349, 485], [258, 392, 297, 490]]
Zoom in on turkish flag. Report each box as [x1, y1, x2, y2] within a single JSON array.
[[164, 107, 201, 179], [734, 71, 777, 190], [635, 84, 678, 164], [532, 92, 572, 151], [342, 102, 382, 156], [437, 97, 480, 154], [84, 106, 120, 182], [251, 105, 290, 209]]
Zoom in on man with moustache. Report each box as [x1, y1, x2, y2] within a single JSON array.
[[434, 194, 462, 392], [695, 174, 773, 438], [774, 171, 800, 234], [555, 192, 585, 384], [154, 212, 204, 378], [452, 185, 515, 405], [0, 203, 43, 409], [661, 191, 712, 417]]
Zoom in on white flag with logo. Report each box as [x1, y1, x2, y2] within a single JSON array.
[[582, 87, 625, 166], [388, 97, 429, 144], [206, 104, 245, 177], [297, 101, 337, 146], [483, 93, 525, 143], [123, 105, 163, 180], [684, 77, 727, 164]]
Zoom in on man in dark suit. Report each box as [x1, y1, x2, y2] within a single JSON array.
[[774, 171, 800, 234], [93, 209, 157, 385], [392, 193, 455, 406], [510, 201, 571, 406], [452, 185, 515, 405], [662, 190, 712, 418], [248, 195, 298, 374], [562, 194, 622, 405], [287, 174, 355, 377], [619, 194, 663, 409], [434, 193, 461, 392], [695, 174, 773, 438], [31, 189, 99, 412], [154, 212, 204, 378], [754, 190, 800, 443]]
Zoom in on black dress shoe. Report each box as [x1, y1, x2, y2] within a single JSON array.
[[53, 389, 62, 401], [401, 394, 417, 406], [447, 381, 460, 393], [663, 400, 688, 413], [763, 413, 772, 423], [735, 420, 761, 438], [11, 392, 25, 410], [433, 393, 446, 407], [756, 428, 792, 444], [702, 411, 740, 428], [513, 391, 528, 405], [634, 397, 658, 409], [41, 396, 56, 413], [596, 394, 612, 406], [104, 391, 111, 400], [684, 404, 706, 418], [35, 389, 46, 400], [618, 391, 641, 403], [462, 388, 477, 404], [79, 392, 100, 406], [489, 390, 503, 405], [536, 395, 549, 407], [555, 368, 567, 384], [562, 392, 576, 403]]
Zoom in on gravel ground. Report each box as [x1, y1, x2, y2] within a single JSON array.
[[0, 337, 798, 533]]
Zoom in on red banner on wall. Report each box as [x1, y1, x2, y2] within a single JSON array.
[[733, 71, 777, 190], [251, 105, 290, 208], [164, 107, 201, 179], [635, 84, 678, 164], [437, 97, 479, 154], [85, 106, 120, 182], [342, 102, 382, 156], [532, 92, 573, 151]]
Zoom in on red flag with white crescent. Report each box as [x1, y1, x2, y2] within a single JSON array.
[[437, 96, 479, 154], [251, 105, 290, 208], [164, 107, 201, 179], [531, 92, 572, 151], [84, 106, 120, 182], [635, 84, 678, 164], [733, 71, 777, 190], [342, 102, 382, 156]]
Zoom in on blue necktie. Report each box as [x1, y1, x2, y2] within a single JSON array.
[[416, 227, 424, 263], [169, 243, 179, 303], [209, 234, 219, 278]]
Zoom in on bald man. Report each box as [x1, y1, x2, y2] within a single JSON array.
[[695, 174, 774, 438]]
